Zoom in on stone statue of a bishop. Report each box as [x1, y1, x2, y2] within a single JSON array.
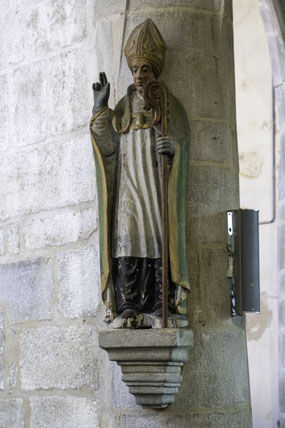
[[90, 19, 190, 325]]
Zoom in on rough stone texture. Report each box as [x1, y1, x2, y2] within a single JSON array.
[[99, 328, 193, 350], [30, 396, 99, 428], [0, 399, 24, 428], [187, 212, 227, 244], [95, 0, 231, 23], [187, 166, 239, 218], [190, 121, 231, 163], [24, 207, 97, 249], [108, 415, 122, 428], [122, 409, 252, 428], [7, 363, 18, 388], [112, 362, 139, 409], [25, 0, 87, 58], [58, 241, 100, 318], [0, 135, 96, 221], [174, 329, 250, 408], [6, 224, 20, 255], [201, 248, 230, 323], [0, 2, 25, 69], [0, 258, 53, 323], [0, 75, 9, 151], [0, 230, 4, 256], [50, 50, 89, 135], [20, 326, 99, 390], [11, 62, 47, 147]]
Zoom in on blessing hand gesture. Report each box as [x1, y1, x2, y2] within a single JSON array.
[[92, 72, 110, 115]]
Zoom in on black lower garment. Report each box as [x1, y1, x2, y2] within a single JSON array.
[[112, 257, 176, 314]]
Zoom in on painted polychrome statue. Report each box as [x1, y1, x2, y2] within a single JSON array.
[[90, 19, 190, 326]]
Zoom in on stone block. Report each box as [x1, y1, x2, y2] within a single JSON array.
[[20, 326, 99, 390], [0, 230, 4, 256], [122, 409, 252, 428], [0, 75, 9, 151], [186, 212, 227, 245], [201, 248, 230, 322], [24, 207, 97, 250], [25, 0, 87, 57], [186, 166, 239, 218], [58, 241, 100, 318], [0, 257, 53, 323], [0, 3, 25, 69], [30, 396, 99, 428], [95, 0, 226, 22], [50, 50, 89, 135], [0, 399, 24, 428], [186, 246, 230, 327], [7, 362, 18, 388], [190, 121, 231, 163], [6, 224, 20, 255], [80, 206, 98, 238], [0, 135, 96, 221], [10, 61, 46, 147], [173, 329, 250, 409]]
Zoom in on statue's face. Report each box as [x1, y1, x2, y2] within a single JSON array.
[[131, 60, 155, 95]]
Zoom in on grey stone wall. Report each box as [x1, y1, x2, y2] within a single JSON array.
[[0, 0, 252, 427], [259, 1, 285, 427]]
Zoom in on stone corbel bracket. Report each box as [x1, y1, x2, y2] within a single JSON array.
[[99, 328, 193, 409]]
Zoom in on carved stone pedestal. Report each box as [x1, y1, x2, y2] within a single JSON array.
[[99, 328, 193, 409]]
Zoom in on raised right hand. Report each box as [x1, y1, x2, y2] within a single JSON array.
[[92, 72, 110, 115]]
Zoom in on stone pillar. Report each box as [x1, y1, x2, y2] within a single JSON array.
[[95, 1, 252, 426], [259, 1, 285, 426], [0, 0, 251, 425]]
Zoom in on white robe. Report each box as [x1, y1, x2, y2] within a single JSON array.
[[92, 90, 162, 259]]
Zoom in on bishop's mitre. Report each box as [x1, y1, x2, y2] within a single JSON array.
[[124, 18, 165, 76]]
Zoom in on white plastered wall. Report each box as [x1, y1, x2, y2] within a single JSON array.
[[233, 0, 279, 426]]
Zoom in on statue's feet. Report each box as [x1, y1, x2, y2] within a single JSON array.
[[121, 309, 139, 319]]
